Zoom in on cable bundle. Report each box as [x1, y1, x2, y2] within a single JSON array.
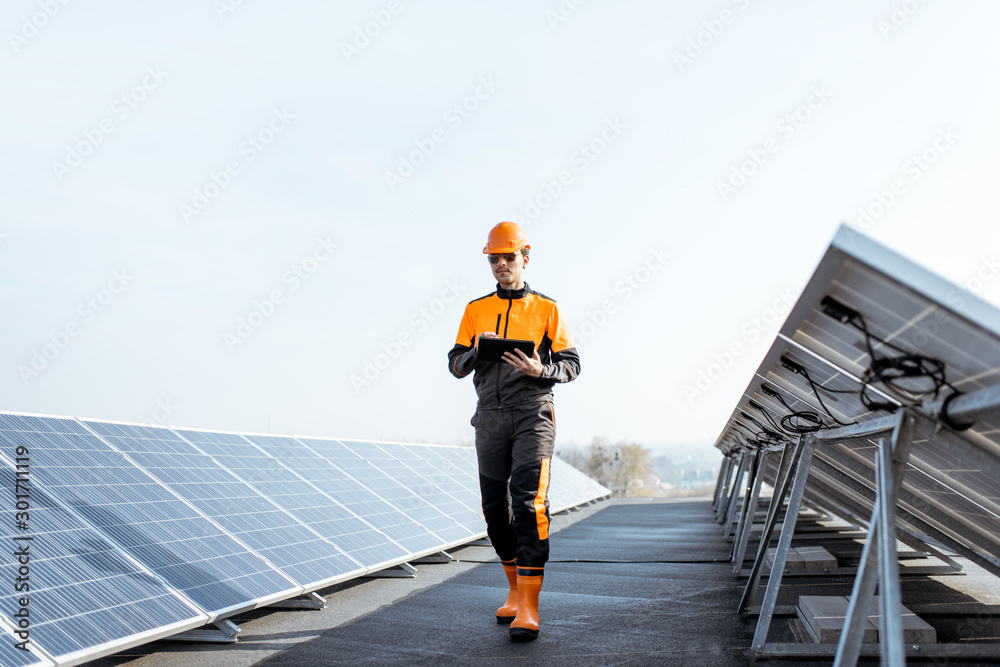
[[820, 296, 957, 412]]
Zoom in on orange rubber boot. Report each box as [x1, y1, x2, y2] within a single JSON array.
[[509, 571, 543, 641], [496, 561, 518, 623]]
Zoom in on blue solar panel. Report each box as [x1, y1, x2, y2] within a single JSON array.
[[0, 411, 608, 665], [263, 436, 446, 555], [78, 421, 365, 591], [0, 415, 206, 664], [0, 625, 51, 666], [0, 415, 297, 618], [360, 442, 484, 534], [548, 456, 608, 512], [403, 444, 485, 519], [308, 439, 473, 546], [177, 430, 411, 570]]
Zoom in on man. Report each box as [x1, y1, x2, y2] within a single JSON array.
[[448, 221, 580, 641]]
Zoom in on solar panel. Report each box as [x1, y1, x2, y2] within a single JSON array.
[[244, 433, 439, 562], [714, 225, 1000, 662], [340, 441, 480, 540], [548, 457, 610, 512], [77, 421, 366, 591], [0, 415, 206, 664], [293, 437, 472, 549], [718, 230, 1000, 566], [1, 414, 298, 620], [0, 623, 52, 667], [0, 411, 609, 665], [173, 429, 411, 572], [402, 444, 485, 518]]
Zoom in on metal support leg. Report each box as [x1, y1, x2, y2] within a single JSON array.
[[877, 413, 915, 666], [733, 451, 765, 570], [722, 451, 760, 544], [411, 551, 453, 564], [364, 562, 418, 578], [713, 457, 730, 509], [893, 529, 961, 571], [717, 457, 737, 519], [834, 462, 884, 667], [716, 458, 732, 519], [834, 412, 915, 667], [723, 453, 750, 536], [739, 438, 799, 614], [269, 592, 326, 610], [169, 619, 241, 643], [752, 437, 815, 652]]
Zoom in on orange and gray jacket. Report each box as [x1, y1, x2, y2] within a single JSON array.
[[448, 283, 580, 408]]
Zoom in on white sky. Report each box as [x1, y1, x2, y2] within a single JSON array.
[[2, 1, 999, 458]]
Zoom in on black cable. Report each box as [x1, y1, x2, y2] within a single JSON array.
[[820, 295, 960, 414], [780, 411, 824, 433], [760, 384, 826, 433], [740, 411, 785, 446], [853, 311, 951, 410], [778, 358, 857, 427], [754, 431, 783, 446], [749, 400, 788, 434], [802, 367, 857, 426]]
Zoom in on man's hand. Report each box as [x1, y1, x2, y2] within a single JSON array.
[[478, 332, 499, 344], [503, 347, 544, 378]]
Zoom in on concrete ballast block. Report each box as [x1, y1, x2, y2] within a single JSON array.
[[796, 595, 877, 644], [796, 595, 937, 644]]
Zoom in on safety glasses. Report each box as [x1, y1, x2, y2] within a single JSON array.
[[487, 253, 520, 264]]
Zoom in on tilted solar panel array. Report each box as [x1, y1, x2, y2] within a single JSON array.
[[0, 415, 607, 665], [713, 225, 1000, 663], [548, 457, 610, 513]]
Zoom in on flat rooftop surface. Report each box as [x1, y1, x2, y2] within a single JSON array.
[[90, 498, 1000, 666], [92, 499, 769, 666]]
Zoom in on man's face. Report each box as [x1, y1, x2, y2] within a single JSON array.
[[489, 251, 528, 287]]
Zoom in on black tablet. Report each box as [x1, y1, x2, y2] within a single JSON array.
[[478, 337, 536, 363]]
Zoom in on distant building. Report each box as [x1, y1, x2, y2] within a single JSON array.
[[679, 467, 716, 491]]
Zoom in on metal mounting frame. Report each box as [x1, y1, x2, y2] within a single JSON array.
[[363, 563, 418, 578], [168, 619, 241, 644], [739, 437, 802, 616], [749, 409, 1000, 663], [732, 450, 766, 572]]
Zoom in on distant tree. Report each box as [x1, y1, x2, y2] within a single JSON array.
[[560, 446, 587, 472], [614, 442, 651, 497], [586, 438, 613, 486], [558, 438, 652, 497]]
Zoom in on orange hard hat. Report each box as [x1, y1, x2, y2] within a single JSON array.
[[483, 221, 530, 254]]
